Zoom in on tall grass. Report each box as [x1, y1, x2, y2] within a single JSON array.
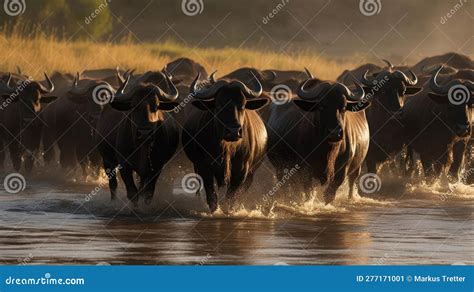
[[0, 31, 369, 80]]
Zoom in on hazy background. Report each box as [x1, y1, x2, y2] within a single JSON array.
[[1, 0, 472, 64]]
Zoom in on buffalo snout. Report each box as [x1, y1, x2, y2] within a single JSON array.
[[223, 126, 243, 142]]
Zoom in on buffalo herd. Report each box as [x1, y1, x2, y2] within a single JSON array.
[[0, 53, 472, 212]]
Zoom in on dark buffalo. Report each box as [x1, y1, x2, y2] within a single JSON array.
[[0, 73, 56, 172], [222, 67, 277, 91], [403, 66, 473, 181], [165, 57, 208, 85], [411, 52, 473, 75], [97, 71, 180, 204], [182, 73, 270, 212], [337, 62, 383, 86], [40, 74, 114, 176], [267, 69, 370, 203], [360, 65, 422, 174]]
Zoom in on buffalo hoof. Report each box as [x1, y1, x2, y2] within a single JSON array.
[[208, 201, 218, 213]]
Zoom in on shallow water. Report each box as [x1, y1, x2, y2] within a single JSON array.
[[0, 169, 472, 265]]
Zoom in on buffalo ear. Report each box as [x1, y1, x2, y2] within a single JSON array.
[[405, 87, 422, 96], [346, 100, 370, 112], [245, 98, 269, 110], [110, 99, 132, 111], [191, 99, 214, 111], [428, 93, 448, 104], [40, 96, 58, 103], [157, 101, 180, 112], [294, 99, 318, 112]]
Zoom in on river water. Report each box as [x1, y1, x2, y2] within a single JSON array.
[[0, 165, 472, 265]]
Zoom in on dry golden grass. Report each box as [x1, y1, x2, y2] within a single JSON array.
[[0, 32, 369, 81]]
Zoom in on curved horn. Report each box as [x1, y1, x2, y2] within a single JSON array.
[[116, 73, 131, 96], [238, 72, 263, 99], [429, 66, 452, 95], [209, 71, 218, 84], [304, 67, 314, 79], [362, 70, 376, 86], [393, 70, 418, 86], [382, 59, 394, 70], [116, 69, 125, 87], [73, 72, 79, 87], [6, 73, 12, 87], [155, 70, 179, 102], [37, 72, 55, 94], [337, 82, 365, 101], [297, 80, 329, 100]]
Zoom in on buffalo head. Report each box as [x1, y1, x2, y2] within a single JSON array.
[[294, 68, 367, 143], [428, 66, 473, 138], [111, 69, 179, 142], [190, 72, 269, 142], [361, 60, 422, 111], [0, 73, 56, 126]]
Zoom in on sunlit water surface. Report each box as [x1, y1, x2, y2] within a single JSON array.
[[0, 167, 472, 265]]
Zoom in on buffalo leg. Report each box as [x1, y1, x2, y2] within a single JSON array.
[[139, 170, 160, 205], [366, 159, 377, 175], [24, 151, 35, 174], [41, 130, 56, 165], [103, 160, 118, 200], [348, 167, 361, 199], [449, 141, 466, 183], [8, 142, 22, 172], [196, 163, 218, 213], [120, 166, 139, 206], [323, 171, 346, 204]]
